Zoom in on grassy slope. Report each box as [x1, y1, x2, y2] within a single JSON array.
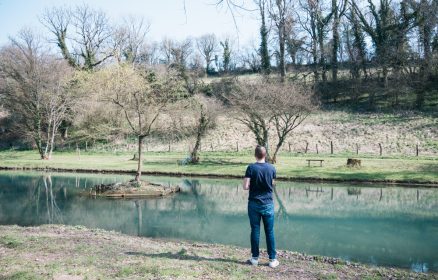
[[0, 225, 435, 280], [0, 150, 437, 184], [98, 111, 438, 157]]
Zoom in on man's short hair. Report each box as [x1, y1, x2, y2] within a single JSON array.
[[255, 145, 267, 159]]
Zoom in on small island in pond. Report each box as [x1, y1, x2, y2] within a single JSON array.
[[90, 180, 180, 198]]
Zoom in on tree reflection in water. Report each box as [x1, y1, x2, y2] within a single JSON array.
[[135, 200, 142, 236], [40, 174, 63, 224]]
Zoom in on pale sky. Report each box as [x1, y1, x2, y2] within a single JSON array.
[[0, 0, 260, 46]]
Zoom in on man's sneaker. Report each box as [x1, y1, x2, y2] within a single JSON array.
[[269, 259, 279, 268], [247, 257, 258, 266]]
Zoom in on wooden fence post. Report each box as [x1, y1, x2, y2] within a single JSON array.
[[236, 142, 239, 152], [288, 143, 291, 152], [356, 144, 359, 155], [416, 144, 419, 157], [378, 143, 382, 156], [316, 144, 319, 154], [305, 141, 309, 154], [330, 141, 333, 154], [168, 141, 171, 152]]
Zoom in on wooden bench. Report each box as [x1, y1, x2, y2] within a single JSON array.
[[306, 159, 324, 167]]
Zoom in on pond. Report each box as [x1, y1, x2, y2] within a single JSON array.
[[0, 171, 437, 272]]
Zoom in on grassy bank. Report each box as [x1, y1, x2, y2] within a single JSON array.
[[0, 150, 437, 184], [0, 225, 435, 280]]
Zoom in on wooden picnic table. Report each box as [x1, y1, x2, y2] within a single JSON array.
[[306, 159, 324, 167]]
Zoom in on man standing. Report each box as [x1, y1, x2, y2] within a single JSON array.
[[243, 145, 279, 268]]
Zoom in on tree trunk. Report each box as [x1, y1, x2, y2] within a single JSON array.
[[190, 130, 202, 164], [135, 135, 145, 182], [318, 23, 327, 82], [279, 24, 286, 81], [259, 1, 271, 75], [35, 131, 45, 160], [419, 0, 432, 81], [34, 115, 46, 160], [311, 13, 319, 82], [331, 0, 340, 82], [190, 108, 208, 164], [382, 65, 388, 88], [47, 122, 57, 160], [205, 60, 210, 76], [271, 146, 280, 164], [350, 8, 367, 79], [36, 137, 45, 160], [271, 136, 287, 164]]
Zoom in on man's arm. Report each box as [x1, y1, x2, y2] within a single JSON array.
[[243, 177, 250, 190], [272, 167, 276, 187]]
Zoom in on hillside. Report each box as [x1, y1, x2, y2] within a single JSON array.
[[136, 111, 438, 157]]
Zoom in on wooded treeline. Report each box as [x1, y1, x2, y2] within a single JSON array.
[[0, 0, 437, 167], [7, 1, 437, 110], [219, 0, 438, 110]]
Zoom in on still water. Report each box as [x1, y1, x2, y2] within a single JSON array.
[[0, 171, 437, 272]]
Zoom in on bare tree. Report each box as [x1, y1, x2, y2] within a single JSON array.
[[137, 41, 161, 66], [331, 0, 347, 81], [226, 80, 315, 163], [160, 37, 174, 65], [239, 44, 261, 72], [412, 0, 438, 78], [71, 71, 125, 145], [0, 29, 76, 159], [171, 39, 193, 70], [409, 0, 438, 107], [345, 5, 368, 80], [160, 38, 193, 69], [351, 0, 416, 88], [268, 0, 294, 81], [90, 65, 182, 181], [197, 34, 219, 75], [41, 4, 114, 70], [298, 0, 320, 81], [186, 96, 220, 164], [113, 16, 150, 64]]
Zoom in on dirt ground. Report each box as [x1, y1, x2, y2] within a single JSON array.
[[0, 225, 436, 280]]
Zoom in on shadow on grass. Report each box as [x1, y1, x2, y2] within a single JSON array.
[[322, 169, 437, 183], [125, 251, 247, 265], [190, 159, 247, 166], [142, 159, 247, 167]]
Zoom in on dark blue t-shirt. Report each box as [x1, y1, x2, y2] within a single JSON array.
[[245, 162, 276, 205]]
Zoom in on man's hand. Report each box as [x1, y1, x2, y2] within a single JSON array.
[[243, 178, 250, 190]]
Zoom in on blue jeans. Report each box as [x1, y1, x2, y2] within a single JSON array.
[[248, 201, 276, 260]]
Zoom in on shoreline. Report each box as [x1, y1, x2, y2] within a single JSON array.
[[1, 165, 438, 187], [0, 224, 435, 279]]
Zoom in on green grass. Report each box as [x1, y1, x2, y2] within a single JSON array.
[[0, 150, 437, 184], [0, 236, 23, 249], [2, 271, 42, 280]]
